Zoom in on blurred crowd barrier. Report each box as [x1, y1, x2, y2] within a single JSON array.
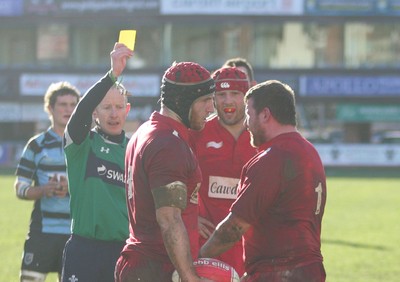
[[315, 144, 400, 167], [1, 141, 399, 169]]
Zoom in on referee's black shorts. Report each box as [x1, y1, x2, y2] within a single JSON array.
[[61, 234, 125, 282]]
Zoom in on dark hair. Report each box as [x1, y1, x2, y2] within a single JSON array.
[[223, 57, 254, 82], [245, 80, 297, 126]]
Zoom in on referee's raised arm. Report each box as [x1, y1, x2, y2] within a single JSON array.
[[65, 43, 133, 146]]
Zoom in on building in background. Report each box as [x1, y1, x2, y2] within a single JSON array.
[[1, 0, 400, 167]]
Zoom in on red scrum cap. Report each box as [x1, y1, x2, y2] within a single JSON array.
[[212, 67, 250, 94], [163, 62, 213, 84], [161, 62, 215, 128]]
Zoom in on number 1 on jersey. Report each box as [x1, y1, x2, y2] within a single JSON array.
[[315, 183, 323, 215]]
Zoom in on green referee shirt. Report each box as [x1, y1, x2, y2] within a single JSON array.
[[65, 131, 129, 242]]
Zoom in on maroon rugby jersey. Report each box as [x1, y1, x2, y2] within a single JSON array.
[[231, 132, 326, 274], [191, 116, 257, 276], [123, 112, 201, 263]]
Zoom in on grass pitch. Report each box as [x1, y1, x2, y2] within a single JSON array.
[[1, 173, 399, 281], [322, 176, 400, 281], [1, 175, 58, 281]]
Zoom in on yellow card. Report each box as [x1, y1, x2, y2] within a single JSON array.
[[118, 30, 136, 51]]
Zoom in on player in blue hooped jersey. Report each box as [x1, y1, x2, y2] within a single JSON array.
[[14, 81, 80, 282]]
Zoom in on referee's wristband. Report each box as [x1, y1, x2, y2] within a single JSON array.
[[108, 69, 118, 84]]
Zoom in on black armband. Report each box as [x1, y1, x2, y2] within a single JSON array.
[[152, 181, 187, 210]]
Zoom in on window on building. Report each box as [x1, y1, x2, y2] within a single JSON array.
[[345, 22, 400, 68], [37, 24, 69, 65], [0, 27, 36, 68]]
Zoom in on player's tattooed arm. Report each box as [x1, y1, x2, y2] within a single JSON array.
[[156, 206, 200, 281], [153, 182, 200, 281], [199, 212, 251, 259]]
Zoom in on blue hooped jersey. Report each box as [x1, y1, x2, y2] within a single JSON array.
[[15, 128, 71, 235]]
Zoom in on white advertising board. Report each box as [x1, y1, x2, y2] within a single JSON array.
[[160, 0, 304, 15], [20, 73, 160, 97], [315, 144, 400, 167]]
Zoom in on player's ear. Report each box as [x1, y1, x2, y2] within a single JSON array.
[[261, 107, 271, 122], [47, 104, 54, 115], [92, 110, 98, 124]]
